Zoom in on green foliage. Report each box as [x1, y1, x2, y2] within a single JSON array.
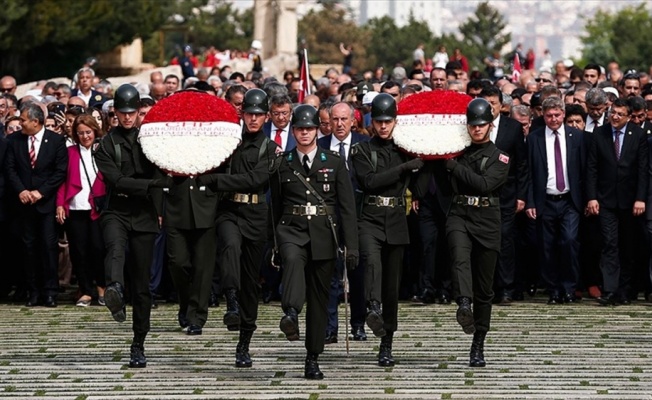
[[458, 1, 511, 70], [581, 4, 652, 72]]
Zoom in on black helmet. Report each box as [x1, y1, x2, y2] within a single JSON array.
[[466, 98, 494, 126], [371, 93, 397, 121], [114, 84, 140, 113], [242, 88, 268, 114], [291, 104, 319, 128]]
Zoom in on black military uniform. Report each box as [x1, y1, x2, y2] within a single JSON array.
[[199, 88, 278, 368], [445, 98, 509, 368], [351, 93, 423, 367], [94, 84, 168, 369], [271, 105, 358, 380]]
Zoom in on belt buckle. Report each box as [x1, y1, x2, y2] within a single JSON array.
[[467, 196, 479, 206], [381, 197, 391, 207], [303, 205, 317, 216], [233, 193, 248, 203]]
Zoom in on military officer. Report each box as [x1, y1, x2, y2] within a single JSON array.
[[271, 105, 358, 380], [445, 98, 509, 367], [350, 93, 423, 367], [198, 88, 278, 368], [94, 84, 171, 368], [161, 92, 222, 338]]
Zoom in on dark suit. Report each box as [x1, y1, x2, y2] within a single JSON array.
[[492, 115, 528, 299], [587, 122, 649, 297], [526, 125, 585, 297], [71, 88, 106, 109], [264, 121, 296, 151], [318, 132, 369, 337], [5, 129, 68, 299], [271, 146, 358, 355]]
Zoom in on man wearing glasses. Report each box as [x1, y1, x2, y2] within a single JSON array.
[[263, 94, 295, 151], [0, 76, 16, 95], [535, 72, 554, 91]]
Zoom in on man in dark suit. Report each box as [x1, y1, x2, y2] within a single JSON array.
[[71, 68, 105, 109], [587, 98, 649, 305], [317, 101, 369, 344], [525, 97, 586, 304], [5, 103, 68, 307], [0, 136, 9, 297], [480, 86, 528, 303], [271, 104, 358, 380], [263, 94, 296, 151]]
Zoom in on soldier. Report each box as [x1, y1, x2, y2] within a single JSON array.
[[198, 88, 278, 367], [445, 98, 509, 367], [271, 105, 358, 380], [350, 93, 423, 366], [94, 84, 170, 368]]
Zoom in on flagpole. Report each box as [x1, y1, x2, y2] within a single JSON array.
[[304, 48, 311, 95]]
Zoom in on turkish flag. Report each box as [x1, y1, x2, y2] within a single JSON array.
[[298, 49, 311, 103], [511, 53, 521, 84]]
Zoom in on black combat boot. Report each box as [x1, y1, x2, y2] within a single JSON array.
[[104, 282, 126, 323], [365, 300, 386, 337], [279, 307, 300, 341], [456, 296, 476, 334], [129, 334, 147, 368], [235, 330, 253, 368], [469, 331, 487, 367], [378, 331, 395, 367], [223, 288, 240, 331], [304, 353, 324, 380]]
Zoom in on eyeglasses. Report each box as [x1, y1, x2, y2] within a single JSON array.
[[0, 87, 14, 93], [108, 112, 116, 118], [535, 78, 553, 83], [76, 130, 93, 136], [271, 111, 290, 118], [6, 125, 21, 132], [68, 105, 86, 113], [611, 111, 629, 118]]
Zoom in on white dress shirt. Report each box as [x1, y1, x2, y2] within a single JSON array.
[[296, 147, 318, 170], [585, 114, 605, 132], [27, 127, 45, 158], [490, 114, 501, 143], [329, 133, 352, 161], [272, 124, 290, 151], [70, 146, 97, 211]]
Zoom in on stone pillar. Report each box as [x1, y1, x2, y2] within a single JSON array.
[[276, 0, 299, 57], [253, 0, 276, 60], [253, 0, 299, 59]]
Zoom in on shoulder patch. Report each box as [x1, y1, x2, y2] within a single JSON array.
[[499, 153, 510, 164]]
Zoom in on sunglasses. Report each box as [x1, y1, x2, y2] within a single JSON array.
[[535, 78, 552, 83], [108, 112, 116, 118], [0, 87, 14, 93]]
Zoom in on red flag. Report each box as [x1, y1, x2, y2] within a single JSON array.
[[512, 52, 522, 83], [298, 49, 311, 103]]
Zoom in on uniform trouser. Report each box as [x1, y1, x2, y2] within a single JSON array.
[[599, 208, 637, 295], [101, 214, 155, 336], [280, 242, 333, 355], [66, 210, 105, 297], [326, 256, 365, 334], [167, 226, 216, 327], [361, 234, 404, 333], [494, 206, 516, 295], [448, 230, 497, 333], [22, 208, 59, 298], [218, 220, 264, 331], [418, 193, 450, 295]]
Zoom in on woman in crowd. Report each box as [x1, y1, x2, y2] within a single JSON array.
[[89, 108, 105, 137], [56, 114, 106, 307]]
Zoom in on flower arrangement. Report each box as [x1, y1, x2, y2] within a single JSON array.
[[393, 90, 472, 159], [139, 91, 242, 175]]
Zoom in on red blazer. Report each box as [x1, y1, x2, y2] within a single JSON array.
[[56, 145, 105, 220]]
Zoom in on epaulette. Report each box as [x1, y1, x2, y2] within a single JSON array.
[[329, 150, 341, 157]]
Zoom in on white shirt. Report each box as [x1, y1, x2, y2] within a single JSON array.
[[545, 126, 570, 195], [490, 114, 501, 143], [585, 114, 605, 132], [272, 124, 290, 151], [77, 90, 91, 106], [329, 133, 352, 161], [296, 147, 318, 170], [27, 127, 45, 158], [69, 146, 97, 211], [433, 52, 449, 69]]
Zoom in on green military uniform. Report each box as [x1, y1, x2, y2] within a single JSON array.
[[271, 147, 358, 356], [446, 141, 509, 332], [162, 173, 219, 331]]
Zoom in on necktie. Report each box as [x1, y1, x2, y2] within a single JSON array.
[[29, 136, 36, 169], [594, 119, 600, 128], [339, 141, 346, 159], [274, 129, 283, 147], [302, 154, 310, 175], [614, 129, 622, 161], [553, 130, 565, 192]]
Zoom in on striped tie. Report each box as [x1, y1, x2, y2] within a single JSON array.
[[29, 136, 36, 169]]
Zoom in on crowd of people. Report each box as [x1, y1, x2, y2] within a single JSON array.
[[1, 48, 652, 376]]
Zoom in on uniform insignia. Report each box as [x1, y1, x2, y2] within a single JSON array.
[[318, 168, 334, 173], [320, 152, 327, 162], [323, 184, 330, 192], [287, 152, 293, 162], [499, 153, 509, 164], [95, 95, 102, 101]]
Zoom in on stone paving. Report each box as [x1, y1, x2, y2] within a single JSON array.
[[1, 296, 651, 399]]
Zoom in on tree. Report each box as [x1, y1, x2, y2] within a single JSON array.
[[581, 4, 652, 72], [0, 0, 172, 82], [457, 1, 511, 70]]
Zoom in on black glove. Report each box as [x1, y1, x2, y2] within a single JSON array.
[[445, 158, 458, 171], [149, 175, 173, 189], [346, 249, 359, 271], [196, 174, 216, 189], [401, 158, 424, 172]]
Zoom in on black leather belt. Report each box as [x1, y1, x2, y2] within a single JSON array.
[[365, 195, 405, 208], [228, 193, 261, 204], [453, 195, 498, 207], [284, 205, 335, 216], [546, 193, 570, 201]]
